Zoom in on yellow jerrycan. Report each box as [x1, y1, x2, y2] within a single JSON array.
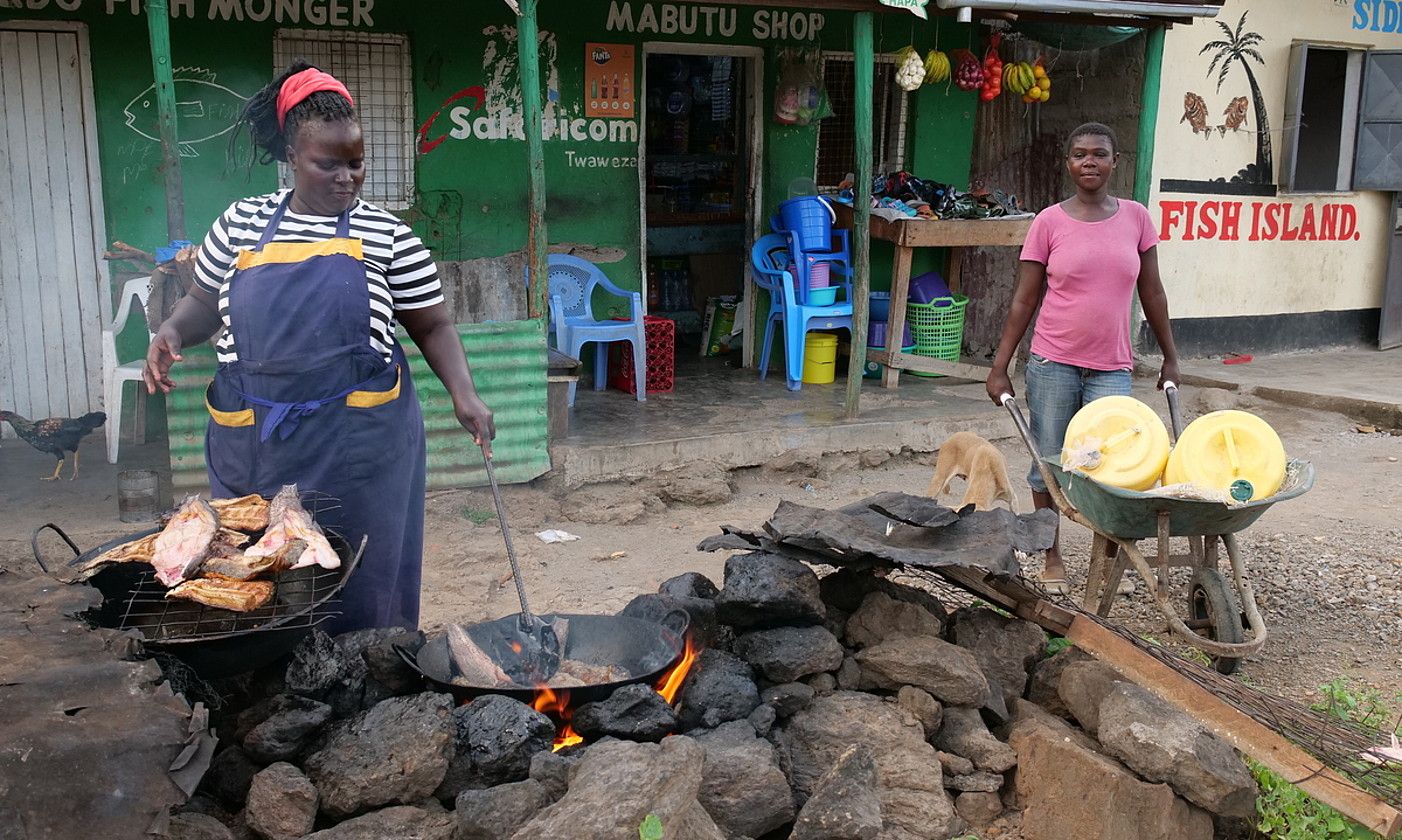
[[1061, 396, 1171, 491], [1164, 410, 1286, 501]]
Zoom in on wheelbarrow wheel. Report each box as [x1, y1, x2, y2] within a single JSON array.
[[1189, 568, 1244, 675]]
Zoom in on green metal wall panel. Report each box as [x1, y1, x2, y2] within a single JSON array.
[[166, 320, 549, 492]]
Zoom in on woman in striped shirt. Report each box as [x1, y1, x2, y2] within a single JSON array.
[[143, 62, 493, 633]]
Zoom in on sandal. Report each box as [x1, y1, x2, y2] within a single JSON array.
[[1040, 576, 1071, 596]]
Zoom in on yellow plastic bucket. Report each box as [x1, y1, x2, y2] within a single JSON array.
[[801, 333, 839, 384], [1061, 395, 1171, 491], [1165, 410, 1286, 501]]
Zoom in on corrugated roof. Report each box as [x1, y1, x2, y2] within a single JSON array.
[[167, 319, 550, 492]]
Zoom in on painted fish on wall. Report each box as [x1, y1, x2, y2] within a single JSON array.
[[123, 68, 249, 158], [1219, 96, 1250, 135], [1181, 91, 1210, 136]]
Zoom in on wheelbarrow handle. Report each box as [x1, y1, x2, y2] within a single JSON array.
[[999, 394, 1040, 461], [1163, 381, 1185, 442]]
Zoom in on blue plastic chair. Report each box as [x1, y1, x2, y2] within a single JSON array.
[[545, 254, 646, 405], [750, 234, 853, 391]]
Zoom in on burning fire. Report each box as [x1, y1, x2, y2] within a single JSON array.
[[531, 636, 700, 752], [653, 635, 699, 705]]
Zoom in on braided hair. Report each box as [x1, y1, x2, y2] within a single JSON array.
[[230, 60, 357, 168]]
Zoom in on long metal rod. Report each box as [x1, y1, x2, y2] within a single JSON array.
[[934, 0, 1220, 17], [144, 0, 186, 241], [482, 451, 533, 619], [843, 11, 875, 419], [517, 0, 548, 320]]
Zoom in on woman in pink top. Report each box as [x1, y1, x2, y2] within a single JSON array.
[[985, 123, 1181, 594]]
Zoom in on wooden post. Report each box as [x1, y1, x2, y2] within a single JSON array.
[[144, 0, 186, 241], [843, 11, 874, 418], [517, 0, 549, 320]]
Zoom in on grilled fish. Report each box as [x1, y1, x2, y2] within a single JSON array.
[[200, 539, 306, 581], [211, 493, 271, 532], [165, 578, 275, 612], [447, 624, 515, 687], [73, 532, 161, 580], [246, 485, 339, 570], [218, 528, 254, 548], [152, 496, 221, 587]]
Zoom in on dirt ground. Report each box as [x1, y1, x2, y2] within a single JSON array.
[[418, 386, 1402, 707], [2, 385, 1396, 709]]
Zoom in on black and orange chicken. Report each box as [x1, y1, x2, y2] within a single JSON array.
[[0, 410, 106, 480]]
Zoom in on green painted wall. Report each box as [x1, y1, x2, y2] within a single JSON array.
[[2, 0, 982, 352]]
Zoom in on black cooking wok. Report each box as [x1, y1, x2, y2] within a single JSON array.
[[36, 523, 364, 678], [397, 611, 690, 704]]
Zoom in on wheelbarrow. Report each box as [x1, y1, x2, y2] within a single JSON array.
[[1000, 384, 1315, 674]]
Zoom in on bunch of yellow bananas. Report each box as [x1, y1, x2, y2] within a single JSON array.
[[1002, 61, 1037, 96], [1022, 62, 1052, 103], [923, 49, 951, 85]]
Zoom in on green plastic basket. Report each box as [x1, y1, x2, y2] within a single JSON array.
[[906, 295, 967, 377]]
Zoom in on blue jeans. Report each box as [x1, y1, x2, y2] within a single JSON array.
[[1023, 353, 1132, 493]]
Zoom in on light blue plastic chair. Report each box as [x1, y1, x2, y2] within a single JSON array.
[[750, 234, 853, 391], [546, 254, 646, 405]]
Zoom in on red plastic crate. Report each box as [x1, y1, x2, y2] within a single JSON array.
[[608, 315, 676, 395]]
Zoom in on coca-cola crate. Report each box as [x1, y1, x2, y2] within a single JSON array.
[[608, 315, 676, 395]]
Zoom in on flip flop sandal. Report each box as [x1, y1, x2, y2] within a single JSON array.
[[1040, 576, 1071, 596], [1116, 576, 1137, 596]]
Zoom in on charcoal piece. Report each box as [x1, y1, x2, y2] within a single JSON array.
[[572, 683, 680, 743], [454, 780, 551, 840], [529, 747, 586, 802], [761, 682, 816, 718], [362, 629, 427, 696], [244, 761, 317, 840], [693, 721, 795, 838], [659, 572, 720, 600], [621, 592, 722, 649], [714, 551, 826, 629], [199, 746, 258, 808], [791, 744, 882, 840], [949, 607, 1047, 709], [733, 625, 844, 683], [435, 694, 555, 802], [284, 630, 347, 698], [676, 649, 760, 731], [303, 693, 456, 819], [242, 695, 333, 763], [747, 703, 777, 737]]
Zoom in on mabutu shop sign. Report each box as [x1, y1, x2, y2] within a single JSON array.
[[605, 1, 827, 41]]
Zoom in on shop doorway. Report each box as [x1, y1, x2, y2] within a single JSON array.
[[639, 44, 763, 367]]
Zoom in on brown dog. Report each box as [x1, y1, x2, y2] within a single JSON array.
[[927, 431, 1017, 511]]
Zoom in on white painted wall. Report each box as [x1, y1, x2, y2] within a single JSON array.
[[1152, 0, 1394, 322]]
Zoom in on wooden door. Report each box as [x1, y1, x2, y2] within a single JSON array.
[[0, 25, 109, 428]]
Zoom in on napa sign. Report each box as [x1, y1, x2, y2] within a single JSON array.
[[1353, 0, 1402, 31]]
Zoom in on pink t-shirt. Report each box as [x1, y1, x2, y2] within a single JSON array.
[[1019, 200, 1158, 371]]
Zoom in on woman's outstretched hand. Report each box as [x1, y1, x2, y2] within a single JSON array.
[[143, 326, 184, 395]]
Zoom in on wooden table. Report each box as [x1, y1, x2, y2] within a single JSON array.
[[836, 204, 1033, 387]]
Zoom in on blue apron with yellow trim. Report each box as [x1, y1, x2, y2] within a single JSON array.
[[204, 195, 426, 633]]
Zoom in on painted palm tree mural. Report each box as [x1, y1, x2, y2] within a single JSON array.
[[1201, 11, 1272, 184]]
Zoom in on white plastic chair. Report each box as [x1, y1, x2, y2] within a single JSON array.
[[102, 277, 153, 464]]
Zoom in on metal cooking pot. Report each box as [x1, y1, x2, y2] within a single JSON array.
[[397, 611, 690, 704], [35, 523, 363, 679]]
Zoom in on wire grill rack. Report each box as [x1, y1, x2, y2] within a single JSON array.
[[114, 564, 344, 643]]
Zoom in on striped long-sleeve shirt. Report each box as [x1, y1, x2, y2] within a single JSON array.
[[193, 189, 443, 363]]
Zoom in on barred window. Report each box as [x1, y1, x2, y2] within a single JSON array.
[[815, 53, 911, 190], [273, 29, 415, 208]]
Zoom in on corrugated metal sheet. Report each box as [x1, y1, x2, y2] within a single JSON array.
[[167, 319, 550, 492]]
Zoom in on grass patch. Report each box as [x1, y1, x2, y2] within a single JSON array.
[[461, 507, 496, 526]]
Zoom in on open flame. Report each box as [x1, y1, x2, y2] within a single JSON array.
[[653, 635, 699, 705], [530, 636, 700, 752], [532, 687, 584, 751]]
